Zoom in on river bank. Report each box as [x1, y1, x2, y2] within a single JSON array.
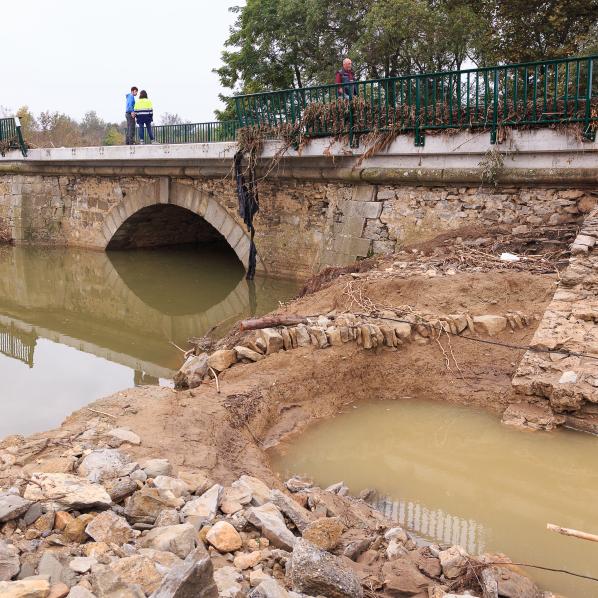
[[1, 224, 592, 597]]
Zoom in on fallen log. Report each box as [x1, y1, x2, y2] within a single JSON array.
[[547, 523, 598, 543], [240, 314, 308, 331]]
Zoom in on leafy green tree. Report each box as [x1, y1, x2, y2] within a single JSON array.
[[103, 126, 125, 145], [80, 111, 107, 146]]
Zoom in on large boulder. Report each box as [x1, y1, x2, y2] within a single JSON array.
[[212, 566, 243, 598], [23, 474, 111, 511], [439, 545, 469, 579], [0, 494, 32, 523], [77, 449, 131, 483], [256, 329, 283, 355], [85, 510, 135, 545], [0, 540, 19, 582], [232, 477, 270, 507], [288, 539, 363, 598], [381, 556, 432, 595], [152, 477, 188, 499], [139, 524, 197, 559], [246, 504, 297, 551], [0, 579, 50, 598], [269, 490, 312, 533], [149, 545, 218, 598]]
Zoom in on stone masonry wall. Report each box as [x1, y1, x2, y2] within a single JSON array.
[[0, 171, 596, 278], [512, 207, 598, 421]]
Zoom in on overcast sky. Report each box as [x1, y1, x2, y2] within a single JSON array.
[[2, 0, 243, 124]]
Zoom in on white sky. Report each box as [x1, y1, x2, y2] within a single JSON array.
[[2, 0, 243, 124]]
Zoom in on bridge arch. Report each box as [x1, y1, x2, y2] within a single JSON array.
[[100, 180, 264, 273]]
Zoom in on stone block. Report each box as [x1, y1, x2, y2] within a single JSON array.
[[159, 177, 170, 204], [351, 184, 376, 202], [332, 235, 371, 257], [343, 200, 383, 219]]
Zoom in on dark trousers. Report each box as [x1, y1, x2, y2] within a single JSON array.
[[125, 112, 136, 145], [138, 122, 154, 142]]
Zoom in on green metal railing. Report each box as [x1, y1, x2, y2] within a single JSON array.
[[134, 120, 238, 144], [234, 55, 598, 146], [0, 117, 27, 156]]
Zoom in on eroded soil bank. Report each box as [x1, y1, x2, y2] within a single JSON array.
[[0, 228, 580, 597]]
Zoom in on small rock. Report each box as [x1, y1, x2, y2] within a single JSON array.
[[207, 350, 237, 372], [68, 558, 96, 574], [48, 582, 70, 598], [64, 514, 95, 543], [91, 565, 145, 598], [473, 315, 507, 336], [77, 450, 131, 483], [125, 488, 183, 522], [0, 495, 32, 523], [82, 543, 110, 558], [85, 510, 134, 545], [154, 509, 181, 527], [256, 329, 283, 355], [149, 545, 218, 598], [269, 491, 312, 534], [22, 504, 43, 527], [54, 512, 74, 532], [246, 504, 297, 551], [174, 353, 209, 390], [139, 524, 197, 559], [141, 459, 173, 479], [249, 578, 291, 598], [439, 545, 468, 579], [212, 566, 243, 598], [288, 539, 363, 598], [180, 485, 222, 527], [205, 522, 242, 553], [102, 477, 138, 502], [106, 429, 141, 446], [233, 551, 262, 571], [232, 476, 270, 507], [249, 568, 271, 588], [38, 553, 78, 588], [152, 477, 188, 499], [177, 471, 211, 495], [66, 587, 96, 598], [302, 517, 344, 551], [0, 540, 20, 581], [382, 556, 431, 596], [559, 370, 578, 384], [0, 579, 50, 598], [234, 346, 265, 362], [284, 478, 312, 493], [107, 555, 162, 595]]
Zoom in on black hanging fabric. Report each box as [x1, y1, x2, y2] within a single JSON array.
[[234, 150, 259, 280]]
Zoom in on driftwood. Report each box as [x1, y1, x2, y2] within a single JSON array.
[[240, 314, 308, 331], [547, 523, 598, 543]]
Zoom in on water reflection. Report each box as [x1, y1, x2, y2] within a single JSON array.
[[0, 245, 297, 436]]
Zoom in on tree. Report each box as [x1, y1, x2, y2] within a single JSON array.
[[80, 111, 107, 146], [160, 113, 190, 125], [103, 126, 125, 145], [215, 0, 597, 119]]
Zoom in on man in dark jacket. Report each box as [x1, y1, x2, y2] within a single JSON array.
[[335, 58, 357, 99]]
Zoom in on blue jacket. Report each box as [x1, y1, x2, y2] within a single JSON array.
[[125, 93, 135, 113]]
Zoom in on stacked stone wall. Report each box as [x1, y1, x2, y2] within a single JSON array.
[[0, 171, 595, 278], [512, 207, 598, 424]]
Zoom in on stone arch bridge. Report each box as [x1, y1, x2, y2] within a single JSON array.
[[0, 129, 596, 278]]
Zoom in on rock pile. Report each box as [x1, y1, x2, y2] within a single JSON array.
[[0, 438, 548, 598], [176, 310, 535, 389]]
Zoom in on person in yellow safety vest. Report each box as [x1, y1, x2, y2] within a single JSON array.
[[134, 90, 155, 144]]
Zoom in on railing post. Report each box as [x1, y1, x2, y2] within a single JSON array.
[[491, 68, 499, 144], [14, 117, 27, 157], [584, 57, 595, 141], [414, 76, 424, 146]]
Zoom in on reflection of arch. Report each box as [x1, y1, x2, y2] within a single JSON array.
[[100, 180, 265, 274]]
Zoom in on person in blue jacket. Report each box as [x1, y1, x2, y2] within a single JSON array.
[[125, 86, 138, 145], [134, 90, 155, 144]]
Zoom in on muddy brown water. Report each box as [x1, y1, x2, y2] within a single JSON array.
[[0, 244, 297, 437], [270, 399, 598, 597]]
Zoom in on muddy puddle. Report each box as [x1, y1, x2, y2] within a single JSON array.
[[0, 245, 297, 437], [270, 399, 598, 597]]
